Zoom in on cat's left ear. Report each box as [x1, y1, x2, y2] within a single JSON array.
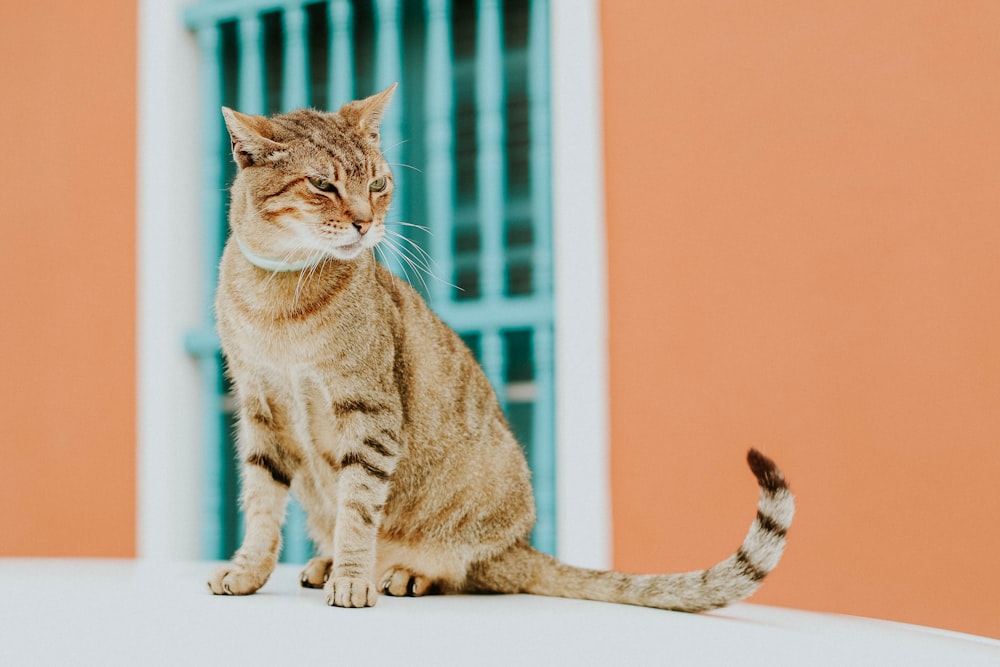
[[221, 107, 288, 169], [339, 83, 397, 146]]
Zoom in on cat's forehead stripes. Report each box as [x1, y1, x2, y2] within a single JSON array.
[[272, 113, 369, 154], [270, 111, 343, 144], [267, 112, 379, 182]]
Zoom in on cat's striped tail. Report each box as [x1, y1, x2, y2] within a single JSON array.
[[468, 449, 794, 612]]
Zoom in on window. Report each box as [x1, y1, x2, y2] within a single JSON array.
[[183, 0, 556, 561]]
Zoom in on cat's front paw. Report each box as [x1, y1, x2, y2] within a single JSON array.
[[207, 562, 269, 596], [325, 576, 378, 608], [300, 557, 332, 589]]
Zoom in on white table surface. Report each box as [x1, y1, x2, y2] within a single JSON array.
[[0, 559, 997, 666]]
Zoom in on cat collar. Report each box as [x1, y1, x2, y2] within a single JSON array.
[[235, 236, 320, 273]]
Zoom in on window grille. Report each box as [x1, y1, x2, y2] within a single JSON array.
[[183, 0, 555, 562]]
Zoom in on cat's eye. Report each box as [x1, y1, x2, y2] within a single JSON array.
[[369, 177, 388, 193], [308, 176, 337, 193]]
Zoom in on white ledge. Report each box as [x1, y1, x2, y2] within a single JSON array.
[[0, 559, 997, 666]]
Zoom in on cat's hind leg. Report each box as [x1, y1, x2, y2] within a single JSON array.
[[378, 567, 436, 597], [373, 540, 472, 597], [300, 557, 332, 589]]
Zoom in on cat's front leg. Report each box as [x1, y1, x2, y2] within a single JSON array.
[[208, 406, 293, 596], [324, 422, 400, 607]]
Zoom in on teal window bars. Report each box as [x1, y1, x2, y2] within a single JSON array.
[[183, 0, 555, 562]]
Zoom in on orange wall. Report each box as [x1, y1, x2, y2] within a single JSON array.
[[603, 1, 1000, 638], [0, 2, 136, 556], [1, 0, 997, 639]]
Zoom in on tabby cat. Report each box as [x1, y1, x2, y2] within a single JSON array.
[[207, 85, 795, 610]]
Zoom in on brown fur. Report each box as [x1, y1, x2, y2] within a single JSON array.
[[206, 86, 795, 610]]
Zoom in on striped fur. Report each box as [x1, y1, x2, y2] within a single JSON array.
[[206, 86, 795, 610]]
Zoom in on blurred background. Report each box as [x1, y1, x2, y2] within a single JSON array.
[[1, 0, 998, 639]]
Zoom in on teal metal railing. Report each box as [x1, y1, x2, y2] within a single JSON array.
[[184, 0, 555, 562]]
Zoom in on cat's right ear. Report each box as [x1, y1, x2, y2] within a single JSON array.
[[221, 107, 287, 169]]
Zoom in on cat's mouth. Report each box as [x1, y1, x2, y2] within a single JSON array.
[[329, 225, 385, 261], [328, 238, 369, 261]]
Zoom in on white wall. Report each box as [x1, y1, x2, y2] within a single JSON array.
[[550, 0, 610, 569], [136, 0, 205, 559]]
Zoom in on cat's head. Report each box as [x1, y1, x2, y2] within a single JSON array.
[[221, 84, 396, 265]]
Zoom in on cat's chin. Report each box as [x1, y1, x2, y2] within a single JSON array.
[[328, 241, 368, 261]]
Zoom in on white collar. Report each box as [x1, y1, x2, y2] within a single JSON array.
[[235, 236, 320, 273]]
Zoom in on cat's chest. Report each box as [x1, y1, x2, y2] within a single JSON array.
[[229, 317, 345, 369], [270, 366, 344, 456], [222, 300, 388, 376]]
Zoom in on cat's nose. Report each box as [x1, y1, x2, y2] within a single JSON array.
[[352, 219, 372, 236]]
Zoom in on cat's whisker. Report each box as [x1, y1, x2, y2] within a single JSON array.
[[382, 233, 462, 293], [292, 246, 323, 306], [305, 247, 328, 298], [262, 268, 281, 291], [258, 241, 311, 290], [386, 221, 432, 234], [261, 243, 306, 290], [388, 162, 423, 174], [373, 245, 391, 273], [293, 261, 307, 306], [387, 235, 463, 294], [376, 242, 419, 291], [374, 244, 402, 279], [385, 231, 439, 275], [381, 238, 432, 296], [386, 229, 435, 258], [380, 239, 421, 289], [382, 236, 436, 281], [381, 138, 409, 155]]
